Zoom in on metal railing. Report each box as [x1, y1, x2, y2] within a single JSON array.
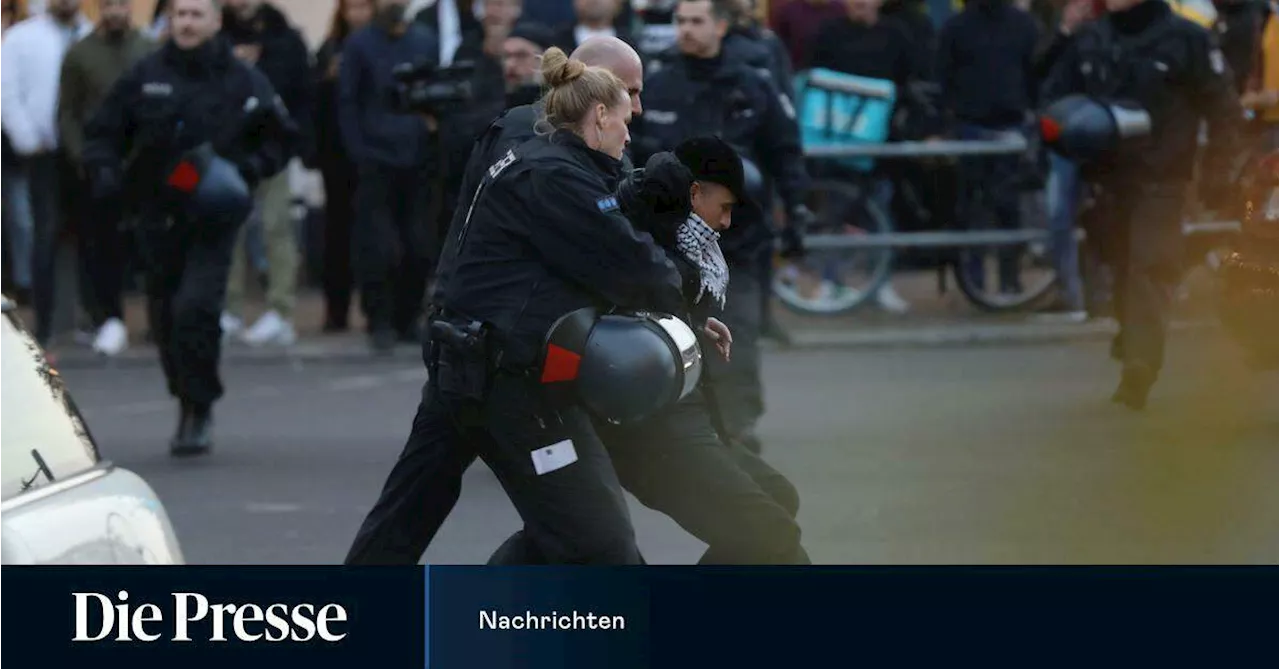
[[801, 138, 1242, 251]]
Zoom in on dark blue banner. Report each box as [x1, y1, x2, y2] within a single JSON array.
[[2, 567, 1272, 668]]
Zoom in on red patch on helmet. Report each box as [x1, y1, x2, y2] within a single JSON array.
[[540, 344, 581, 383], [166, 160, 201, 193]]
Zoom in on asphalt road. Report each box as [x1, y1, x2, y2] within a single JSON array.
[[59, 331, 1277, 565]]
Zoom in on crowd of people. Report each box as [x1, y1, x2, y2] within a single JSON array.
[[0, 0, 1275, 559]]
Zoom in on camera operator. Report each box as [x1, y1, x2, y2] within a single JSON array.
[[338, 0, 440, 351], [81, 0, 297, 455], [426, 2, 521, 253]]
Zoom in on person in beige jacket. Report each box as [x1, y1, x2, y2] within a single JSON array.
[[58, 0, 156, 356]]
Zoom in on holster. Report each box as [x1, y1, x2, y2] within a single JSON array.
[[428, 311, 492, 405]]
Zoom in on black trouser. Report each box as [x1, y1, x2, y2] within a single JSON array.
[[346, 378, 805, 565], [138, 216, 239, 407], [492, 391, 809, 565], [320, 158, 357, 327], [353, 162, 432, 336], [704, 261, 766, 444], [957, 124, 1024, 294], [1095, 184, 1185, 378], [76, 173, 126, 325], [349, 373, 642, 564], [27, 152, 64, 345]]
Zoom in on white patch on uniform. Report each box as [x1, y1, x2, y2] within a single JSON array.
[[778, 93, 796, 121], [644, 110, 678, 125], [532, 439, 578, 475], [488, 149, 517, 178], [1080, 62, 1092, 76], [1209, 49, 1226, 75], [1154, 61, 1169, 72], [243, 96, 260, 113], [141, 82, 172, 97]]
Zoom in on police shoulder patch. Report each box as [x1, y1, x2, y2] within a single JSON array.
[[596, 196, 620, 213]]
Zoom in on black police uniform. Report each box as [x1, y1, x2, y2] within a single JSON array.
[[487, 151, 811, 566], [434, 129, 684, 564], [344, 132, 807, 565], [82, 38, 296, 450], [1041, 0, 1241, 407], [629, 49, 811, 450]]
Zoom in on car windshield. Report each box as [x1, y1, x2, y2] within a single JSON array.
[[0, 309, 100, 502]]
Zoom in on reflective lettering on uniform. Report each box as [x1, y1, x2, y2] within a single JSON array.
[[1209, 49, 1225, 74], [488, 150, 517, 179], [596, 196, 619, 212], [142, 82, 172, 97], [644, 110, 678, 125]]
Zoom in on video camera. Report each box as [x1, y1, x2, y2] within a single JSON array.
[[390, 60, 476, 115]]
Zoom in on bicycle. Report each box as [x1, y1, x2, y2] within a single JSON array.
[[773, 70, 1060, 315]]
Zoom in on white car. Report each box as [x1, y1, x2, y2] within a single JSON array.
[[1, 298, 184, 564]]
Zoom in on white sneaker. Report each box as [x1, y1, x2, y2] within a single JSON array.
[[241, 310, 297, 347], [875, 284, 911, 314], [92, 318, 129, 356], [220, 313, 243, 343]]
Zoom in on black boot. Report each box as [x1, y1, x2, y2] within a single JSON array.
[[1111, 363, 1155, 411], [170, 401, 213, 456]]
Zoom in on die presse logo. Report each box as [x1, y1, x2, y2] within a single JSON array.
[[72, 590, 349, 643]]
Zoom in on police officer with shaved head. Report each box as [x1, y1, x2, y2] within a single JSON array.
[[82, 0, 297, 454]]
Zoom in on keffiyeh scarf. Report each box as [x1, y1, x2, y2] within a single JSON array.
[[676, 213, 729, 309]]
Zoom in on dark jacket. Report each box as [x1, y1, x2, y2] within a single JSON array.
[[1041, 0, 1243, 183], [312, 36, 347, 170], [81, 39, 296, 217], [936, 0, 1040, 128], [1214, 0, 1272, 93], [221, 2, 314, 160], [629, 52, 810, 264], [882, 0, 939, 80], [439, 130, 683, 369], [809, 16, 920, 90], [338, 22, 440, 168], [724, 25, 794, 99]]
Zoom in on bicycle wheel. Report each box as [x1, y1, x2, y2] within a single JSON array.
[[772, 179, 894, 316], [953, 191, 1059, 312]]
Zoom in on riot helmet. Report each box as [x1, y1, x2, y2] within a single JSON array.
[[540, 307, 703, 424], [1039, 95, 1152, 164], [163, 142, 253, 228]]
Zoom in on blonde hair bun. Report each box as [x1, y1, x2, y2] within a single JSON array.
[[540, 47, 588, 88]]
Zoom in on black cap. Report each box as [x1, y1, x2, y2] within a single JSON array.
[[672, 136, 750, 206], [506, 21, 556, 51]]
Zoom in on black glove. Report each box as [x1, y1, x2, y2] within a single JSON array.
[[234, 156, 262, 187], [779, 204, 815, 259], [88, 165, 123, 202], [639, 152, 693, 215]]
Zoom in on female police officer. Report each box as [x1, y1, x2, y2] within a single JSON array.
[[432, 47, 684, 565]]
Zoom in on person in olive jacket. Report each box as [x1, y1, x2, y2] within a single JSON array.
[[58, 0, 156, 357]]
